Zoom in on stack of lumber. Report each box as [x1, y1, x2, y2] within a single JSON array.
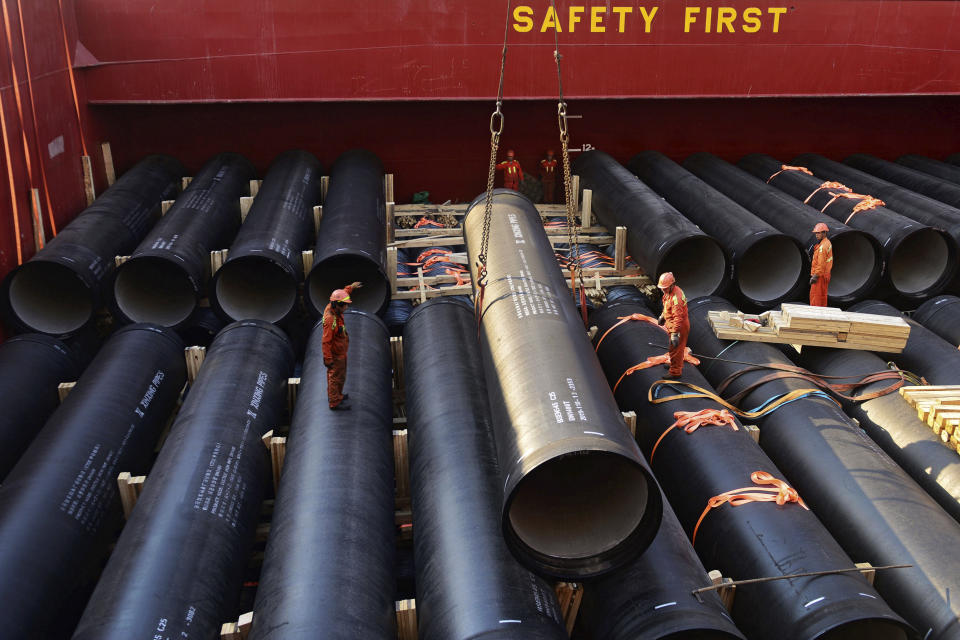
[[707, 303, 910, 352], [900, 386, 960, 453]]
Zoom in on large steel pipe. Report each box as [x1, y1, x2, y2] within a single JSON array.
[[912, 295, 960, 347], [211, 150, 322, 323], [797, 345, 960, 523], [2, 155, 183, 336], [463, 189, 662, 579], [628, 151, 805, 308], [73, 321, 293, 640], [404, 298, 568, 640], [591, 299, 905, 640], [0, 324, 185, 639], [688, 296, 960, 639], [897, 155, 960, 185], [739, 153, 957, 301], [306, 149, 390, 315], [113, 152, 255, 327], [249, 310, 395, 639], [684, 152, 881, 304], [571, 150, 727, 299], [846, 153, 960, 209]]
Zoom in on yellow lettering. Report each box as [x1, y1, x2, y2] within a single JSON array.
[[568, 6, 584, 32], [742, 7, 762, 33], [769, 7, 787, 32], [590, 6, 606, 32], [512, 6, 533, 33], [541, 5, 562, 32], [705, 6, 713, 33], [717, 7, 736, 33], [638, 6, 658, 33], [612, 6, 633, 32], [684, 6, 700, 32]]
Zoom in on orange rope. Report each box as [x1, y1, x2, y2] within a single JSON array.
[[595, 313, 667, 352], [692, 471, 807, 544], [649, 408, 737, 461], [414, 217, 444, 228], [612, 349, 700, 394], [766, 164, 813, 183], [55, 0, 87, 156], [0, 82, 23, 263], [819, 191, 885, 223], [805, 181, 850, 204]]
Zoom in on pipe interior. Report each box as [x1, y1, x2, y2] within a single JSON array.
[[308, 254, 388, 314], [815, 619, 908, 640], [827, 234, 876, 298], [8, 262, 92, 334], [114, 257, 196, 327], [508, 451, 649, 559], [214, 256, 297, 322], [660, 236, 727, 299], [889, 229, 949, 295], [737, 235, 803, 303]]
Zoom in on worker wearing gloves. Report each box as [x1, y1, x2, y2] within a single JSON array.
[[809, 222, 833, 307], [496, 150, 523, 191], [657, 272, 689, 379], [322, 281, 363, 410]]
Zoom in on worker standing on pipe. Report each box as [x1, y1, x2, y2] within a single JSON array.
[[540, 149, 558, 203], [322, 281, 363, 410], [657, 272, 689, 379], [810, 223, 833, 307], [496, 150, 523, 191]]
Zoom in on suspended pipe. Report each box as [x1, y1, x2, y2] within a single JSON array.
[[627, 151, 805, 309], [739, 153, 957, 301], [898, 155, 960, 185], [913, 295, 960, 348], [571, 151, 727, 299], [688, 295, 960, 639], [305, 149, 390, 316], [796, 345, 960, 523], [590, 299, 905, 640], [403, 298, 568, 640], [846, 153, 960, 209], [2, 154, 183, 336], [112, 152, 256, 328], [0, 324, 186, 639], [684, 152, 881, 305], [211, 150, 322, 323], [463, 189, 662, 579], [249, 311, 395, 640], [73, 320, 293, 640]]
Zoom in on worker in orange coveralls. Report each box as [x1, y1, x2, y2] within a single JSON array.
[[540, 150, 558, 203], [496, 150, 523, 190], [657, 272, 689, 379], [322, 281, 363, 410], [809, 222, 833, 307]]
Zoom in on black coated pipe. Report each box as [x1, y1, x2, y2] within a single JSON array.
[[306, 149, 390, 315], [404, 297, 568, 640], [463, 189, 662, 579], [846, 153, 960, 209], [211, 150, 322, 323], [2, 155, 183, 336], [688, 295, 960, 639], [0, 324, 186, 639], [684, 152, 881, 305], [628, 151, 805, 308], [249, 310, 395, 640], [591, 299, 905, 640], [739, 153, 957, 301], [848, 299, 960, 385], [797, 345, 960, 523], [571, 150, 727, 299], [177, 305, 228, 347], [112, 152, 255, 328], [73, 320, 293, 640], [898, 155, 960, 185], [912, 294, 960, 347]]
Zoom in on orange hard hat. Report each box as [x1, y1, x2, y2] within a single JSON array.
[[547, 149, 554, 155], [330, 289, 352, 303], [506, 150, 515, 158], [657, 272, 676, 289], [813, 222, 830, 233]]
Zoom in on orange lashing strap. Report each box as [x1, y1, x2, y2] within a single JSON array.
[[819, 192, 885, 223], [804, 181, 850, 204], [692, 471, 808, 544], [766, 164, 813, 183], [613, 349, 700, 394], [595, 313, 668, 352], [414, 217, 444, 228], [444, 267, 468, 286], [649, 409, 737, 461]]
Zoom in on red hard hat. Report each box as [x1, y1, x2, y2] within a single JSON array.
[[547, 149, 554, 155], [330, 289, 352, 303], [506, 150, 515, 158], [813, 222, 830, 233], [657, 272, 676, 289]]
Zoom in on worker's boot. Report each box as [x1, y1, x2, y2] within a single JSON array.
[[331, 402, 352, 411]]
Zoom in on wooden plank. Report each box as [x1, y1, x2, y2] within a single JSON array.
[[393, 429, 409, 501], [302, 249, 314, 276], [269, 436, 287, 492], [385, 173, 395, 203], [555, 582, 584, 635], [58, 381, 75, 403], [393, 225, 611, 238], [81, 155, 96, 205], [287, 377, 300, 415], [312, 205, 322, 234], [386, 201, 395, 243], [249, 179, 261, 197], [614, 226, 627, 272], [185, 346, 206, 383], [392, 285, 474, 301], [101, 142, 116, 186], [320, 175, 329, 203], [220, 611, 253, 640], [571, 175, 580, 211], [390, 336, 404, 392], [117, 471, 146, 520], [745, 424, 760, 442], [395, 599, 417, 640], [182, 176, 193, 191], [622, 411, 637, 438], [161, 199, 175, 215], [210, 249, 229, 275], [581, 188, 593, 228], [416, 267, 426, 304], [709, 569, 736, 611], [240, 196, 255, 222], [387, 246, 398, 294]]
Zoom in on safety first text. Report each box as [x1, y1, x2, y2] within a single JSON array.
[[512, 6, 788, 34]]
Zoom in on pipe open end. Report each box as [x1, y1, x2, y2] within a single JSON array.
[[661, 236, 727, 299], [213, 256, 298, 323], [889, 228, 950, 295], [307, 254, 389, 315], [114, 257, 196, 327], [737, 235, 803, 304], [8, 262, 92, 335], [815, 618, 909, 640], [827, 233, 877, 299]]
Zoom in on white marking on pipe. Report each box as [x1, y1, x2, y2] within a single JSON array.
[[499, 619, 522, 624], [654, 602, 677, 610], [804, 596, 826, 608], [584, 431, 604, 436], [858, 592, 877, 599], [923, 629, 933, 640]]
